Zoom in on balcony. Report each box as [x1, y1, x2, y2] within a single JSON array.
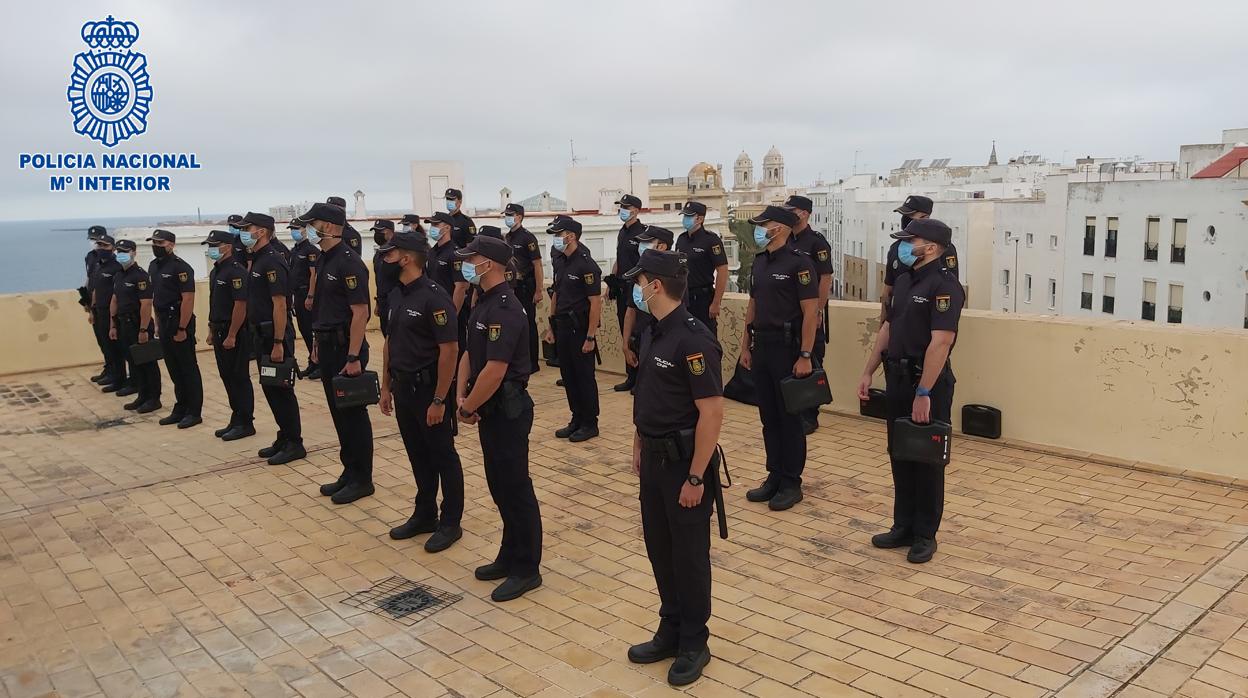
[[1082, 237, 1095, 256], [1169, 306, 1184, 324], [1081, 291, 1093, 309], [1142, 300, 1156, 321], [1102, 295, 1115, 314], [1144, 242, 1159, 261], [1104, 238, 1118, 258], [1172, 246, 1187, 264]]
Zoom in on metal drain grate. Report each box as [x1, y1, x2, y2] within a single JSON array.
[[341, 576, 462, 626]]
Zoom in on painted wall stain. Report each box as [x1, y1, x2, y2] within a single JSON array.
[[26, 300, 49, 322]]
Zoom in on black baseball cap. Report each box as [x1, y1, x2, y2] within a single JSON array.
[[146, 229, 176, 243], [477, 225, 503, 239], [370, 219, 395, 232], [444, 188, 463, 200], [454, 235, 513, 264], [115, 239, 137, 253], [398, 214, 423, 225], [286, 219, 303, 229], [614, 194, 642, 208], [748, 205, 798, 228], [87, 225, 107, 240], [95, 233, 115, 245], [895, 195, 934, 215], [202, 230, 234, 245], [681, 201, 707, 216], [423, 211, 455, 227], [504, 203, 525, 215], [377, 232, 429, 255], [227, 214, 243, 227], [326, 196, 347, 208], [636, 225, 674, 247], [891, 218, 952, 245], [623, 249, 688, 281], [784, 195, 813, 212], [234, 212, 276, 230], [547, 215, 582, 235], [297, 203, 346, 227]]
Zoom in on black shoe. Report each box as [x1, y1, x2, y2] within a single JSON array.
[[123, 398, 143, 411], [424, 527, 462, 553], [319, 478, 347, 497], [330, 481, 374, 504], [474, 561, 510, 581], [555, 423, 579, 439], [176, 415, 202, 429], [267, 442, 306, 466], [221, 424, 255, 441], [555, 378, 564, 387], [907, 537, 937, 564], [258, 441, 285, 459], [116, 386, 138, 397], [803, 419, 818, 436], [158, 413, 184, 426], [668, 647, 711, 686], [135, 400, 162, 414], [768, 487, 803, 511], [91, 371, 108, 383], [613, 379, 634, 392], [305, 367, 322, 380], [491, 574, 541, 602], [389, 517, 438, 540], [746, 479, 779, 503], [101, 383, 121, 393], [568, 426, 599, 443], [871, 527, 913, 549], [627, 639, 678, 664], [214, 425, 234, 438]]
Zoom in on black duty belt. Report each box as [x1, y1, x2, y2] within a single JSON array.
[[752, 321, 798, 343], [639, 429, 731, 539], [313, 326, 348, 345], [390, 366, 434, 386], [689, 284, 713, 294]]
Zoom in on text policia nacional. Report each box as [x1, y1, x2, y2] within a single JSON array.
[[18, 152, 202, 192]]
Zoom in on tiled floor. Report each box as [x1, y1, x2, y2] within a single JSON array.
[[2, 339, 1247, 698]]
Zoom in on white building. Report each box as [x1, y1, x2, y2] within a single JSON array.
[[565, 165, 649, 212], [409, 160, 465, 215]]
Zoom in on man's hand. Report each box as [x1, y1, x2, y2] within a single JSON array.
[[204, 334, 213, 347], [856, 373, 872, 402], [679, 482, 705, 508], [342, 360, 362, 377], [739, 346, 752, 370], [379, 388, 393, 416], [581, 339, 595, 354], [793, 356, 813, 378], [544, 328, 554, 344], [374, 302, 382, 316], [532, 289, 543, 306], [624, 347, 638, 368], [87, 313, 94, 325], [137, 330, 149, 345], [427, 402, 446, 426], [310, 346, 318, 364], [270, 343, 284, 363], [223, 334, 236, 350], [912, 395, 931, 424], [632, 448, 641, 477], [109, 327, 117, 340], [304, 296, 314, 311], [173, 329, 188, 343], [459, 410, 479, 425], [709, 301, 721, 319]]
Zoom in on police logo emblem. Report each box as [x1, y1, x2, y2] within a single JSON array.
[[505, 270, 514, 281], [797, 270, 811, 285], [488, 324, 502, 341], [136, 280, 147, 290], [345, 275, 358, 290], [469, 225, 477, 235], [266, 270, 277, 283], [231, 277, 242, 290], [711, 244, 722, 255], [584, 273, 594, 285], [936, 295, 951, 312], [892, 259, 899, 269], [454, 261, 462, 271], [178, 271, 188, 283], [308, 254, 317, 262], [686, 353, 706, 376], [945, 255, 957, 269], [432, 309, 448, 326], [528, 242, 537, 252], [67, 16, 153, 147], [817, 250, 829, 262]]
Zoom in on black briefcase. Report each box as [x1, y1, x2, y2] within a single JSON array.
[[542, 339, 558, 366], [129, 340, 163, 365], [860, 388, 887, 419], [962, 404, 1002, 439], [723, 361, 757, 406], [258, 357, 297, 388], [332, 371, 380, 409], [891, 418, 952, 466], [780, 369, 832, 415]]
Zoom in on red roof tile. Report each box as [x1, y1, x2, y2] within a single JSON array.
[[1192, 146, 1248, 179]]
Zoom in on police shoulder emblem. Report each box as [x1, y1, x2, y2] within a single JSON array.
[[308, 253, 317, 262], [686, 353, 706, 376], [469, 225, 477, 234], [266, 269, 277, 283], [67, 16, 152, 147], [488, 324, 502, 341], [178, 271, 188, 283], [231, 277, 242, 289], [432, 309, 448, 326], [527, 242, 537, 251], [453, 261, 462, 270], [583, 273, 594, 285], [797, 269, 811, 285], [345, 275, 358, 289], [711, 244, 722, 255], [136, 280, 147, 290], [945, 255, 957, 268], [505, 270, 514, 281], [936, 295, 951, 312], [817, 250, 829, 261]]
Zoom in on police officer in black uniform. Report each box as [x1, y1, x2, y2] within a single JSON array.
[[238, 212, 305, 466], [89, 235, 127, 392], [443, 188, 476, 247], [622, 226, 674, 372], [202, 230, 255, 441], [453, 235, 542, 602], [325, 197, 363, 254], [226, 215, 251, 268], [674, 202, 729, 335], [287, 220, 321, 379], [624, 250, 723, 687], [882, 195, 960, 318], [147, 230, 203, 429], [858, 218, 964, 564], [784, 195, 833, 434], [544, 215, 602, 442], [84, 225, 114, 383], [503, 204, 544, 374], [739, 206, 819, 511], [299, 203, 375, 504], [370, 219, 402, 337], [378, 232, 464, 552], [109, 239, 162, 413], [610, 194, 645, 391], [423, 212, 469, 325]]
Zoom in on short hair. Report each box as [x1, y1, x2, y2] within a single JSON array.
[[640, 268, 688, 301]]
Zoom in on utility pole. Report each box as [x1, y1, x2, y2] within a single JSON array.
[[628, 149, 640, 195], [852, 150, 861, 176]]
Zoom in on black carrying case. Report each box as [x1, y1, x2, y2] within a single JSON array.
[[962, 404, 1002, 439], [332, 371, 381, 409], [891, 418, 952, 466], [779, 369, 832, 415], [859, 388, 887, 419], [541, 339, 558, 366], [258, 357, 297, 388], [129, 340, 163, 365], [723, 361, 757, 406]]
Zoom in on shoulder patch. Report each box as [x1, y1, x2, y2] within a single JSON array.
[[936, 295, 951, 312], [527, 242, 537, 251], [453, 261, 462, 271], [584, 273, 595, 285], [797, 269, 811, 285], [711, 244, 722, 255], [686, 353, 706, 376], [345, 275, 358, 290], [232, 277, 242, 290], [816, 250, 829, 262], [266, 269, 277, 283], [945, 255, 957, 268], [488, 324, 501, 341], [308, 253, 317, 262], [469, 225, 477, 234], [432, 308, 448, 326], [137, 280, 147, 291], [178, 271, 189, 282]]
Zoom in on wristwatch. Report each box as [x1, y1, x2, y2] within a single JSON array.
[[458, 406, 474, 419], [916, 386, 932, 397], [687, 474, 704, 486], [586, 336, 597, 342], [178, 326, 187, 332], [432, 396, 445, 406], [799, 350, 812, 359], [346, 354, 359, 362]]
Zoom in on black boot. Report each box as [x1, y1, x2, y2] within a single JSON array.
[[745, 478, 779, 503], [555, 423, 579, 439], [569, 425, 599, 443], [258, 440, 285, 459], [871, 527, 913, 549], [424, 526, 462, 553], [330, 481, 375, 504], [267, 442, 306, 466], [389, 517, 437, 540], [627, 638, 678, 664], [768, 486, 803, 511], [221, 424, 255, 441], [474, 561, 509, 581], [491, 574, 541, 602], [668, 647, 711, 686], [907, 537, 937, 564]]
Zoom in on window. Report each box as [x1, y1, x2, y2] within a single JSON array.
[[1105, 217, 1118, 258], [1168, 284, 1183, 324], [1102, 276, 1115, 314], [1244, 294, 1247, 330], [1145, 217, 1159, 261], [1142, 280, 1156, 321], [1081, 273, 1093, 310], [1083, 217, 1095, 256], [1048, 279, 1057, 309], [1172, 219, 1187, 263], [1002, 269, 1010, 296], [1025, 232, 1034, 247], [1049, 234, 1058, 250], [1024, 274, 1032, 303], [1004, 229, 1012, 243]]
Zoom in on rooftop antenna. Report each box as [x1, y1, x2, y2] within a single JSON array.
[[569, 139, 583, 167], [852, 149, 861, 175], [629, 149, 641, 195]]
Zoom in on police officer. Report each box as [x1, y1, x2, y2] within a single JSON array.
[[739, 206, 819, 511], [287, 220, 320, 379], [624, 250, 723, 686], [610, 194, 645, 391], [237, 212, 305, 466], [370, 219, 401, 337], [857, 218, 964, 564], [784, 195, 833, 434], [84, 225, 113, 382], [544, 215, 602, 442], [202, 230, 255, 441], [300, 203, 375, 504], [453, 235, 542, 602], [443, 188, 476, 247], [423, 212, 469, 316], [503, 204, 544, 374], [90, 235, 127, 392], [109, 239, 162, 413], [226, 215, 250, 267], [674, 202, 729, 335], [378, 233, 464, 552], [147, 230, 203, 429], [882, 195, 960, 318], [325, 197, 363, 254], [622, 226, 674, 372]]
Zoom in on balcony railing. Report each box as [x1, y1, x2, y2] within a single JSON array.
[[1102, 296, 1115, 314], [1142, 301, 1155, 321], [1171, 246, 1186, 264], [1144, 243, 1158, 261], [1105, 239, 1117, 258], [1081, 292, 1093, 310], [1168, 306, 1183, 324], [1083, 237, 1095, 256]]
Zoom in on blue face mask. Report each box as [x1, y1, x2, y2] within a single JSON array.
[[638, 242, 653, 255], [897, 240, 919, 267], [460, 261, 482, 285], [682, 214, 695, 232], [504, 215, 516, 229], [399, 223, 411, 233], [753, 225, 771, 247], [291, 228, 304, 242], [116, 252, 132, 265], [618, 209, 631, 222], [228, 226, 241, 237], [239, 230, 257, 248], [305, 226, 321, 245], [552, 234, 567, 252], [206, 246, 223, 261], [445, 199, 457, 213], [428, 225, 442, 242], [631, 282, 655, 315]]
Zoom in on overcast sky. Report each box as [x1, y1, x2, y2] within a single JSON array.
[[3, 0, 1246, 221]]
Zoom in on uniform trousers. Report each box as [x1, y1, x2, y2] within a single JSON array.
[[158, 312, 203, 418], [639, 444, 712, 652], [802, 313, 828, 427], [211, 325, 253, 427], [553, 311, 599, 428], [317, 330, 373, 484], [254, 332, 301, 445], [392, 373, 463, 527], [752, 334, 806, 488], [687, 285, 717, 336], [378, 301, 391, 337], [478, 387, 542, 577], [292, 289, 316, 359], [515, 279, 540, 374], [92, 307, 126, 384], [118, 313, 161, 403], [884, 361, 954, 539], [615, 289, 637, 383]]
